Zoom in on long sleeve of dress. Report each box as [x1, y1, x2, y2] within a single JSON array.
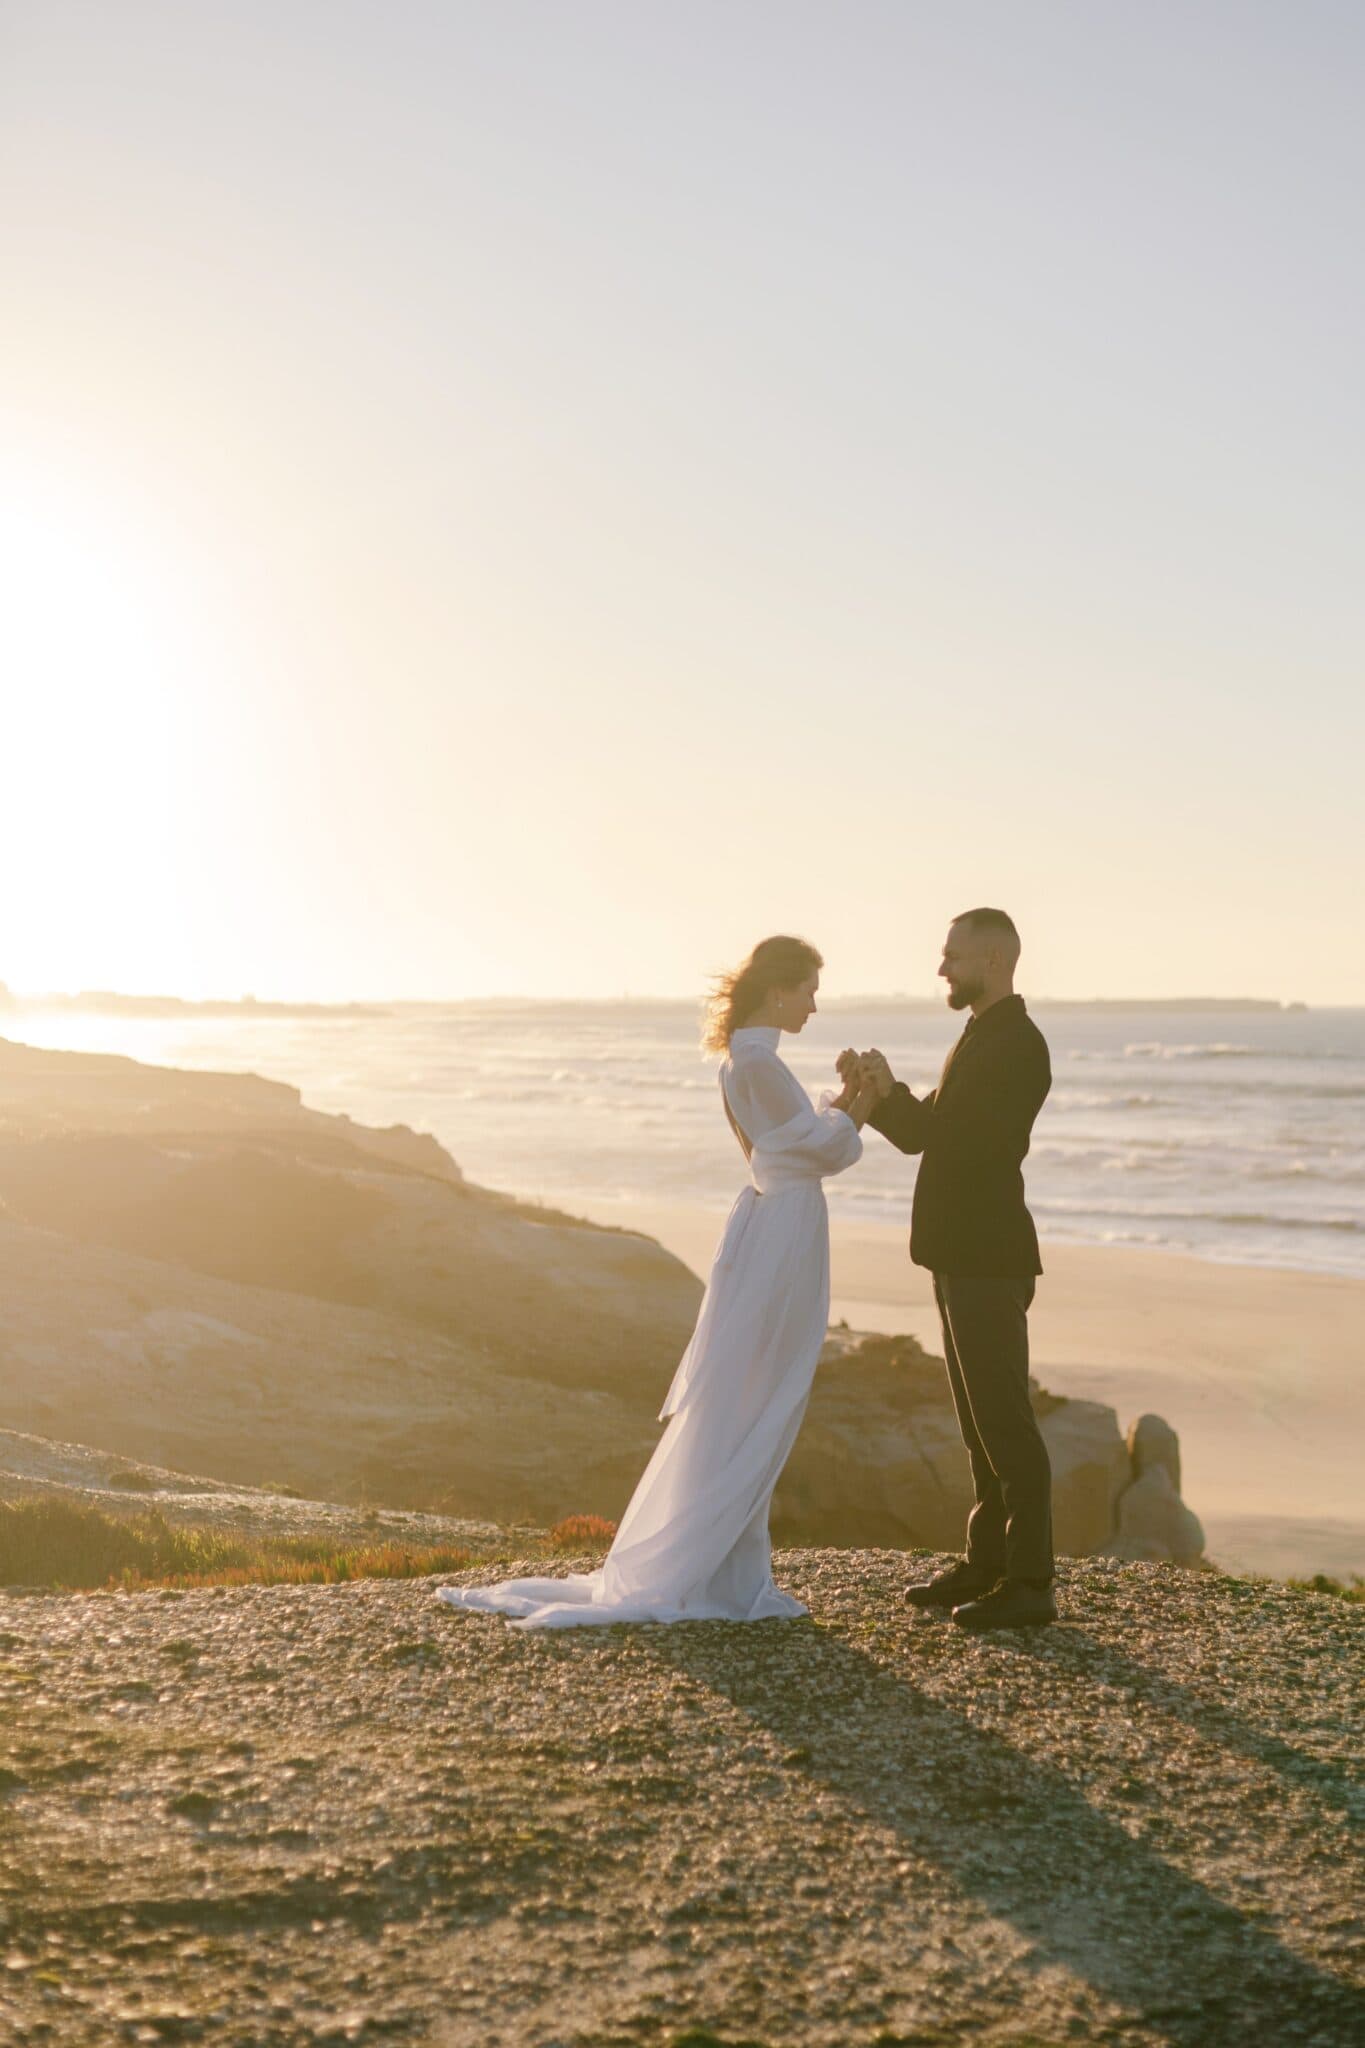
[[723, 1051, 863, 1177]]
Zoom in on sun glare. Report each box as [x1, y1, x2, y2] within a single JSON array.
[[1, 460, 209, 993]]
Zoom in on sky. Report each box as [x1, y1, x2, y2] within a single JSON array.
[[2, 1, 1362, 1005]]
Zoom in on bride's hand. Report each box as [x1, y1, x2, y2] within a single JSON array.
[[835, 1047, 860, 1085], [835, 1076, 882, 1128], [855, 1078, 884, 1125], [857, 1048, 895, 1100]]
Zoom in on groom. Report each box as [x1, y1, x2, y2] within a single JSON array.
[[845, 908, 1055, 1630]]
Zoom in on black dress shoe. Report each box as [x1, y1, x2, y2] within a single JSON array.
[[904, 1560, 1002, 1610], [951, 1579, 1057, 1631]]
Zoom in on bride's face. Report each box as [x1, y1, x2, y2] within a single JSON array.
[[779, 973, 820, 1033]]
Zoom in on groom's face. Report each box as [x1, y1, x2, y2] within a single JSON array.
[[938, 923, 988, 1011]]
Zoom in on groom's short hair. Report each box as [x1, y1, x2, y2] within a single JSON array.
[[953, 907, 1021, 957], [953, 906, 1018, 941]]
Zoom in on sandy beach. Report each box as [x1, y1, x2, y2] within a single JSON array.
[[585, 1199, 1365, 1584]]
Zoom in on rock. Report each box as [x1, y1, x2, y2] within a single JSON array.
[[1128, 1412, 1182, 1494], [1107, 1414, 1204, 1564], [773, 1334, 1131, 1555], [1111, 1463, 1205, 1565], [1038, 1397, 1134, 1557], [0, 1037, 703, 1516]]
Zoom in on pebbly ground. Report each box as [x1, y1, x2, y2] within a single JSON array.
[[0, 1552, 1361, 2048], [0, 1427, 507, 1555]]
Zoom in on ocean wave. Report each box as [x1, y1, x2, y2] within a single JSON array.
[[1094, 1229, 1172, 1248], [1034, 1199, 1365, 1236], [1052, 1089, 1164, 1109], [1038, 1225, 1365, 1278], [1062, 1064, 1363, 1101], [1097, 1153, 1185, 1175], [1068, 1040, 1365, 1067], [1122, 1041, 1257, 1061], [613, 1073, 713, 1091], [1035, 1145, 1365, 1183], [1174, 1078, 1364, 1099], [1244, 1159, 1365, 1185], [1032, 1144, 1175, 1171]]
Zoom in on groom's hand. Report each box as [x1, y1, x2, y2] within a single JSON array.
[[858, 1048, 895, 1099]]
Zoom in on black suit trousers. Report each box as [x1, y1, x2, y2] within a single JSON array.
[[932, 1273, 1054, 1584]]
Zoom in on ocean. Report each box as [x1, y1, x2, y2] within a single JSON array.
[[8, 998, 1365, 1282]]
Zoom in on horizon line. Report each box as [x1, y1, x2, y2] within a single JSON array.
[[0, 986, 1342, 1013]]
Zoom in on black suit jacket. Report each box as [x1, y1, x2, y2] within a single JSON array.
[[867, 994, 1051, 1277]]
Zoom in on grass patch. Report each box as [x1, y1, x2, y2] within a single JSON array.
[[0, 1498, 475, 1593], [547, 1513, 617, 1552], [1288, 1572, 1365, 1602]]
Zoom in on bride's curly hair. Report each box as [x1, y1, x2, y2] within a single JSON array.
[[701, 935, 824, 1055]]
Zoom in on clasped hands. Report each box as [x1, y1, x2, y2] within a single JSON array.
[[831, 1046, 895, 1127]]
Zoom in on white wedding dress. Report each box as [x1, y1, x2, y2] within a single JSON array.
[[435, 1025, 862, 1629]]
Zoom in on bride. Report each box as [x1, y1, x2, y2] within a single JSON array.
[[435, 935, 881, 1629]]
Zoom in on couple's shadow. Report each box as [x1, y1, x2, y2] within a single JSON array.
[[637, 1610, 1363, 2045]]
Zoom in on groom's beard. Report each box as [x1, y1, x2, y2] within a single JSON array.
[[946, 978, 984, 1011]]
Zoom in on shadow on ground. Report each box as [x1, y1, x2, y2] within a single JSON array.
[[647, 1617, 1364, 2047]]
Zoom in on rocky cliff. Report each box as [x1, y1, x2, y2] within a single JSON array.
[[0, 1036, 1201, 1556]]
